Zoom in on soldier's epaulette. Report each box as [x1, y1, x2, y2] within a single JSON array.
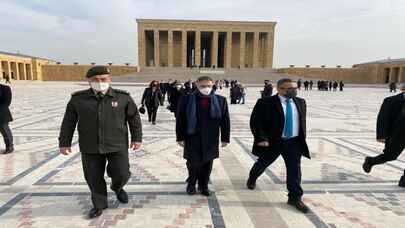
[[114, 89, 130, 95], [71, 89, 90, 96]]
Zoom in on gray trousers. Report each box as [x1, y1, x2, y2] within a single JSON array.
[[0, 123, 13, 149]]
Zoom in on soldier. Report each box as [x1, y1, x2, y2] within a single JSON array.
[[58, 66, 142, 219]]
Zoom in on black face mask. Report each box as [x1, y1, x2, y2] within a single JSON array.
[[285, 89, 297, 99]]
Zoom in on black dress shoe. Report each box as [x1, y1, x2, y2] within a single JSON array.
[[115, 189, 129, 204], [287, 200, 310, 214], [186, 184, 196, 195], [88, 208, 104, 219], [246, 176, 256, 190], [399, 176, 405, 188], [362, 157, 373, 173], [200, 188, 211, 197], [2, 148, 14, 154]]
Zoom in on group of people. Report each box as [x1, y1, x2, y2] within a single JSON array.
[[1, 65, 404, 220], [315, 80, 345, 91], [230, 81, 247, 104]]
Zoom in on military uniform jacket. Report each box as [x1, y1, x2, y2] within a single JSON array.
[[58, 88, 142, 154]]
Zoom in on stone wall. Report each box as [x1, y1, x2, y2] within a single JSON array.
[[42, 65, 138, 81], [276, 67, 376, 83]]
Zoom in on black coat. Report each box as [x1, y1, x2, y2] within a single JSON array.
[[250, 95, 310, 159], [176, 93, 231, 163], [141, 87, 163, 108], [169, 88, 183, 113], [377, 93, 405, 140], [0, 84, 13, 124]]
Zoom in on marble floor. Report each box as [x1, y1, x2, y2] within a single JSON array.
[[0, 81, 404, 228]]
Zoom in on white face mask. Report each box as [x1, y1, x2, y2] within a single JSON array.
[[90, 82, 110, 92], [199, 87, 212, 96]]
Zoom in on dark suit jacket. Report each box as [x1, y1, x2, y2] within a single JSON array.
[[250, 95, 310, 159], [377, 93, 405, 140], [0, 84, 13, 124], [141, 87, 163, 108]]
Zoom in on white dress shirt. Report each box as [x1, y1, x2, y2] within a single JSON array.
[[278, 95, 300, 138]]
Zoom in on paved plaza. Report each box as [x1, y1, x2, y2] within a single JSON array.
[[0, 81, 404, 228]]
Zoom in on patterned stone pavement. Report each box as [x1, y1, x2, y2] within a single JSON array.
[[0, 81, 404, 228]]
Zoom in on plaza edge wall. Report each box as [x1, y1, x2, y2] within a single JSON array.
[[41, 65, 138, 81], [277, 67, 378, 83]]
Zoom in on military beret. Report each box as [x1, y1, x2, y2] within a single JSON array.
[[86, 66, 111, 78]]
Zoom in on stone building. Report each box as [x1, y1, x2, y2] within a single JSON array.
[[353, 58, 405, 83], [136, 19, 276, 70], [0, 51, 57, 81]]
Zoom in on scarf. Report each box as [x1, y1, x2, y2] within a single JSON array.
[[186, 90, 222, 135]]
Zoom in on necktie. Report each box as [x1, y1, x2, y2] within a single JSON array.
[[284, 99, 294, 138]]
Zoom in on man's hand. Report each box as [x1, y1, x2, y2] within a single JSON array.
[[377, 138, 385, 143], [178, 141, 185, 147], [130, 142, 142, 150], [221, 142, 229, 147], [257, 141, 270, 147], [60, 147, 72, 155]]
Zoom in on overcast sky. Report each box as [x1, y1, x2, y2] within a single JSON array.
[[0, 0, 404, 68]]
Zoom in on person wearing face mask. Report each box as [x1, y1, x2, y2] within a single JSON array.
[[168, 83, 184, 118], [363, 83, 405, 186], [176, 76, 230, 197], [247, 78, 311, 214], [58, 66, 143, 219], [141, 80, 163, 125]]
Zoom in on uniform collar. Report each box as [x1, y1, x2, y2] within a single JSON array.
[[89, 87, 115, 98]]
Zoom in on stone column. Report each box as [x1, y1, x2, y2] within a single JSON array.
[[195, 30, 201, 67], [15, 62, 20, 80], [399, 67, 405, 83], [225, 31, 232, 69], [240, 32, 246, 68], [154, 30, 160, 67], [22, 63, 27, 80], [182, 30, 187, 68], [0, 61, 3, 78], [252, 32, 260, 68], [168, 30, 174, 67], [265, 30, 274, 68], [389, 67, 395, 82], [26, 64, 33, 80], [6, 61, 11, 79], [138, 28, 146, 68], [211, 31, 219, 68]]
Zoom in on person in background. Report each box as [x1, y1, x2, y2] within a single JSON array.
[[141, 80, 163, 125], [339, 81, 344, 91], [169, 82, 184, 118], [262, 80, 273, 98]]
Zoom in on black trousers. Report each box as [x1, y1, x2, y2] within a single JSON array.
[[146, 105, 158, 122], [0, 123, 13, 149], [81, 151, 131, 209], [367, 141, 405, 169], [249, 138, 304, 201], [186, 160, 213, 190]]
